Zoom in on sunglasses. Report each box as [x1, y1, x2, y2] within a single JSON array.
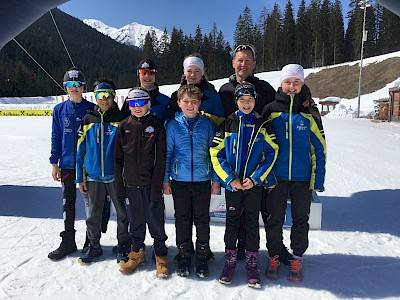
[[64, 81, 84, 88], [128, 99, 149, 107], [235, 85, 257, 99], [137, 69, 157, 76], [94, 90, 115, 99], [234, 44, 256, 59]]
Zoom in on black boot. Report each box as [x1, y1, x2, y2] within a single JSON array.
[[176, 242, 192, 277], [48, 231, 77, 261], [195, 242, 209, 278]]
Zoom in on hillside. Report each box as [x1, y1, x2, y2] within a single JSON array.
[[305, 56, 400, 99]]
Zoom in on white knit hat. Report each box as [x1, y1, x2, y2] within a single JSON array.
[[183, 56, 205, 75], [281, 64, 305, 83]]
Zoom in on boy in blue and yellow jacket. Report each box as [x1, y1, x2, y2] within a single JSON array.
[[210, 82, 278, 288], [75, 80, 130, 265], [262, 64, 326, 283]]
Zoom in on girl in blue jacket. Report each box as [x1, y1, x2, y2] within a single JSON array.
[[163, 85, 220, 278]]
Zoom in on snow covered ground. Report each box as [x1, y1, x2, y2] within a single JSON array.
[[0, 51, 400, 299], [0, 115, 399, 300]]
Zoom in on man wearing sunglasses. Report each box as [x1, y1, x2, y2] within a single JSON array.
[[48, 67, 95, 261], [121, 59, 170, 122], [76, 80, 130, 265]]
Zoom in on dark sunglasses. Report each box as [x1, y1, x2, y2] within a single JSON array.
[[128, 99, 149, 107], [137, 69, 157, 76], [64, 81, 84, 88]]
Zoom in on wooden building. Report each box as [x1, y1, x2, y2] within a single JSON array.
[[389, 86, 400, 122], [318, 98, 340, 116]]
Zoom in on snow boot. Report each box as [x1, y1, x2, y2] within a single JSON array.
[[237, 238, 246, 260], [287, 257, 303, 282], [155, 252, 169, 278], [48, 231, 77, 261], [279, 244, 293, 265], [116, 243, 129, 266], [266, 255, 280, 280], [219, 249, 237, 285], [119, 247, 146, 275], [176, 243, 192, 277], [78, 244, 103, 265], [195, 242, 209, 278], [245, 251, 261, 288]]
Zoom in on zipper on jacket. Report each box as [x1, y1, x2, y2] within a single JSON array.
[[243, 121, 261, 182], [288, 95, 294, 181], [235, 116, 242, 176], [100, 112, 105, 177], [190, 130, 194, 182]]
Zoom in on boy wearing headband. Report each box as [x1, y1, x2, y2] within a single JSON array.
[[115, 87, 169, 278], [76, 79, 130, 266], [210, 82, 278, 288]]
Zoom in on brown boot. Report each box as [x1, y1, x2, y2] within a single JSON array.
[[119, 247, 146, 275], [155, 253, 169, 278]]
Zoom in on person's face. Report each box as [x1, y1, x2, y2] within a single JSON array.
[[129, 100, 149, 117], [281, 77, 303, 95], [178, 93, 201, 118], [138, 69, 156, 89], [232, 50, 256, 82], [236, 95, 255, 114], [65, 82, 84, 102], [185, 66, 202, 85], [96, 95, 114, 112]]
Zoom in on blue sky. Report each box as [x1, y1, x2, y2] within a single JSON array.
[[59, 0, 351, 46]]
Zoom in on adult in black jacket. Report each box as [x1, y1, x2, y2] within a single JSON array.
[[219, 44, 276, 117]]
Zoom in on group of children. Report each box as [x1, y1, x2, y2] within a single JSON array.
[[49, 58, 326, 288]]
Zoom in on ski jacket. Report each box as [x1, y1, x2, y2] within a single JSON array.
[[166, 78, 225, 120], [114, 113, 166, 202], [49, 98, 95, 169], [76, 103, 129, 183], [121, 84, 170, 122], [164, 112, 218, 183], [262, 88, 327, 191], [210, 111, 278, 191], [219, 74, 276, 117]]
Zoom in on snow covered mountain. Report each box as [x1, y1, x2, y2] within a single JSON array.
[[83, 19, 166, 48]]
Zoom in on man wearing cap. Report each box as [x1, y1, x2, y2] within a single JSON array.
[[75, 79, 130, 265], [219, 44, 276, 117], [48, 67, 95, 260], [122, 58, 170, 122]]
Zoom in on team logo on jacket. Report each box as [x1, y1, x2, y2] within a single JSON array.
[[64, 117, 72, 133], [145, 126, 154, 134], [296, 120, 307, 131], [105, 126, 113, 136]]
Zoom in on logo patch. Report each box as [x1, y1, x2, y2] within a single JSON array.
[[296, 120, 307, 131], [145, 126, 155, 134]]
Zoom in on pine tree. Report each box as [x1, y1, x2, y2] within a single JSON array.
[[295, 0, 312, 67], [330, 0, 345, 64], [281, 0, 296, 66], [264, 3, 282, 70], [234, 5, 255, 47]]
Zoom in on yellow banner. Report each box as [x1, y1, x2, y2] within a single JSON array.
[[0, 110, 53, 116]]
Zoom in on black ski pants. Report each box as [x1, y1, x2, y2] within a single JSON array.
[[61, 169, 77, 234], [171, 180, 211, 246], [264, 180, 311, 257], [224, 186, 263, 252], [125, 187, 168, 256]]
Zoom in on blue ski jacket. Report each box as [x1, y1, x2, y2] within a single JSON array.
[[164, 112, 218, 183], [76, 103, 128, 183], [49, 98, 95, 169], [262, 88, 327, 191], [210, 111, 279, 191]]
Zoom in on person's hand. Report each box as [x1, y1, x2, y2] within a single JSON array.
[[314, 189, 321, 192], [230, 178, 244, 192], [211, 182, 221, 195], [51, 164, 61, 181], [242, 178, 254, 190], [78, 182, 88, 194], [163, 182, 172, 195]]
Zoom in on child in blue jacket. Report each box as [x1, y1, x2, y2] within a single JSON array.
[[262, 64, 327, 282], [210, 82, 278, 288], [163, 85, 220, 278]]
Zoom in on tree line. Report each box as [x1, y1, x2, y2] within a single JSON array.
[[0, 1, 399, 97]]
